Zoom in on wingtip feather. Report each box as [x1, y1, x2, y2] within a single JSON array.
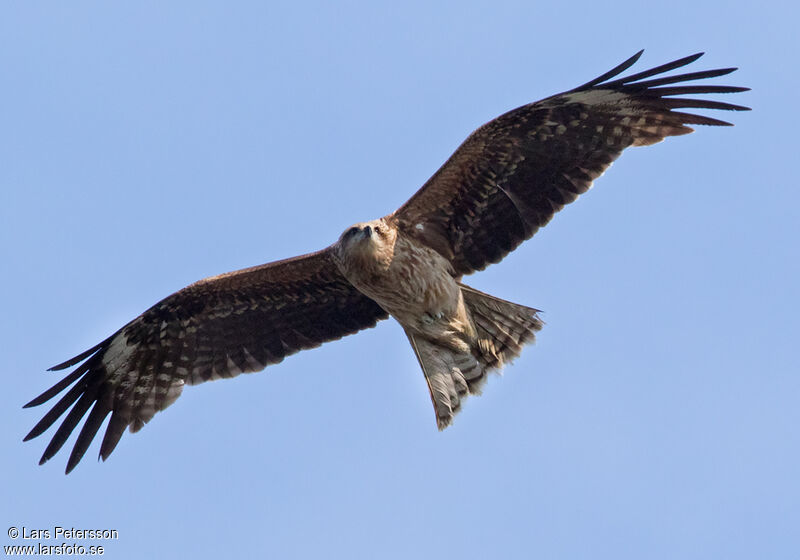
[[571, 50, 645, 91], [47, 337, 112, 371], [24, 367, 87, 409]]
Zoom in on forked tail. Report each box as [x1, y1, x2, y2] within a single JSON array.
[[406, 284, 543, 429]]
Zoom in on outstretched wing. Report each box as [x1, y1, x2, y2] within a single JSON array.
[[392, 51, 750, 276], [24, 248, 387, 473]]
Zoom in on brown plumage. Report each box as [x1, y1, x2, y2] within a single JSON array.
[[25, 51, 749, 473]]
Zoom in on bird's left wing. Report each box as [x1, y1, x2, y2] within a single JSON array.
[[24, 248, 388, 473], [392, 51, 749, 276]]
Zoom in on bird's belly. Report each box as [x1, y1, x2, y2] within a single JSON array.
[[352, 249, 468, 341], [375, 271, 459, 329]]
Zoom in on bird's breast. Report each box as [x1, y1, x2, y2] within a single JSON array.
[[339, 235, 461, 331]]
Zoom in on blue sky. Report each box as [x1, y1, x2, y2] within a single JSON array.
[[2, 1, 797, 558]]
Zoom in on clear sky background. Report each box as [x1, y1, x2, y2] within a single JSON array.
[[2, 2, 797, 559]]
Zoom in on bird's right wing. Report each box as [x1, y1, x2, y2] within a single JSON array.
[[24, 247, 388, 473]]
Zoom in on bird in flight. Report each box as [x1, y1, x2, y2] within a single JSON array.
[[25, 51, 749, 473]]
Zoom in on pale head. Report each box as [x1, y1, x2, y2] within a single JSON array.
[[334, 217, 397, 272]]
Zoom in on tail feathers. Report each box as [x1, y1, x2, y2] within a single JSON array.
[[406, 332, 475, 429], [460, 283, 543, 372], [407, 285, 543, 430]]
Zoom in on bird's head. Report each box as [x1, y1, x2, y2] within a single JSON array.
[[335, 218, 396, 269]]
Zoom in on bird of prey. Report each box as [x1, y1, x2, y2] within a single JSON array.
[[25, 51, 749, 473]]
